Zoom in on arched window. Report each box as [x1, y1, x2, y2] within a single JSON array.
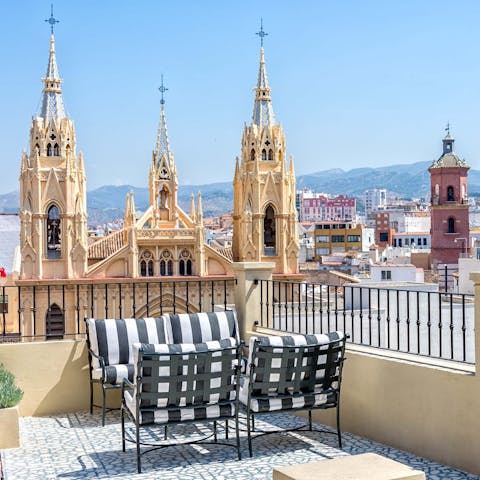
[[250, 149, 255, 161], [46, 205, 61, 259], [53, 143, 59, 156], [268, 149, 273, 161], [448, 217, 455, 234], [34, 144, 40, 155], [46, 304, 64, 340], [47, 143, 52, 156], [139, 250, 154, 277], [263, 204, 276, 255], [261, 149, 267, 161], [160, 249, 173, 276], [447, 186, 454, 201], [179, 249, 193, 276]]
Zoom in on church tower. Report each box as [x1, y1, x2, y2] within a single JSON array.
[[233, 24, 298, 274], [19, 28, 87, 279], [148, 77, 179, 228], [429, 127, 470, 266]]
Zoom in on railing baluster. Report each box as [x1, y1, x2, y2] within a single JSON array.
[[462, 295, 466, 362], [386, 289, 390, 349], [416, 291, 420, 354], [266, 280, 270, 328], [18, 286, 22, 336], [47, 285, 51, 339], [118, 283, 122, 318], [334, 286, 339, 331], [368, 287, 372, 346], [320, 284, 324, 334], [90, 284, 94, 318], [359, 287, 363, 344], [438, 292, 443, 358], [224, 279, 227, 312], [396, 290, 400, 351], [427, 291, 431, 356], [377, 288, 381, 347], [305, 282, 308, 334], [312, 284, 316, 334], [406, 291, 410, 353], [146, 282, 149, 317], [76, 284, 80, 335], [104, 283, 108, 318], [173, 281, 177, 314], [327, 286, 331, 333], [450, 293, 454, 360], [186, 281, 190, 314], [132, 282, 136, 318], [350, 286, 354, 342], [199, 280, 202, 313], [1, 285, 6, 336], [290, 282, 294, 332], [33, 285, 37, 337], [210, 280, 214, 312]]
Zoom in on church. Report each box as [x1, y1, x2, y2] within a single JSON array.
[[10, 22, 299, 336]]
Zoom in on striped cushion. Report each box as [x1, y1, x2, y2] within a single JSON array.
[[92, 364, 134, 384], [86, 317, 169, 371], [124, 390, 235, 425], [131, 338, 238, 409], [166, 311, 239, 344], [240, 332, 344, 413]]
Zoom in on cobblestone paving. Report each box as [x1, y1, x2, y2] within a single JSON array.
[[1, 411, 479, 479]]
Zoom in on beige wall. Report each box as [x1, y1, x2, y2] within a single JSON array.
[[0, 340, 91, 416]]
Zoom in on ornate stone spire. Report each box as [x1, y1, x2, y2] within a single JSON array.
[[39, 34, 67, 122], [155, 75, 171, 164]]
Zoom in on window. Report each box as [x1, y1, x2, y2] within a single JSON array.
[[447, 217, 455, 234], [331, 235, 345, 243], [179, 249, 193, 276], [268, 149, 273, 161], [53, 143, 59, 156], [423, 238, 427, 246], [45, 304, 64, 340], [160, 249, 173, 276], [347, 235, 361, 242], [417, 238, 422, 246], [250, 149, 255, 161], [381, 270, 392, 280], [393, 239, 397, 247], [47, 143, 52, 156], [379, 232, 389, 242], [316, 247, 329, 255], [46, 205, 61, 259], [139, 250, 154, 277], [264, 205, 276, 254], [447, 186, 454, 201], [398, 239, 402, 247], [316, 235, 329, 243], [261, 149, 267, 161]]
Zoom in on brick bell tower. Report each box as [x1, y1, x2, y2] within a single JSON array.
[[429, 127, 470, 266]]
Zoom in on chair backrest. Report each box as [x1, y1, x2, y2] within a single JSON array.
[[247, 332, 346, 398], [166, 310, 239, 345], [85, 317, 169, 368], [132, 338, 241, 409]]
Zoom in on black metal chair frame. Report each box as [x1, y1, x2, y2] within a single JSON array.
[[243, 335, 348, 457], [84, 318, 122, 426], [121, 343, 243, 473]]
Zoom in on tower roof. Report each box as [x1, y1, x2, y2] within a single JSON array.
[[39, 35, 67, 122], [430, 130, 469, 169], [252, 47, 276, 128], [155, 102, 171, 162]]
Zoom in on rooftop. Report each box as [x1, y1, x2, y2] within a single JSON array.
[[1, 411, 476, 479]]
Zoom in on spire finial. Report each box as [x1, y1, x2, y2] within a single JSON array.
[[158, 74, 168, 105], [45, 4, 60, 35], [256, 18, 268, 48], [445, 121, 451, 136]]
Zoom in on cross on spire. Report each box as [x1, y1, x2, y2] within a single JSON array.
[[45, 4, 60, 35], [445, 121, 451, 136], [158, 74, 168, 105], [256, 18, 268, 48]]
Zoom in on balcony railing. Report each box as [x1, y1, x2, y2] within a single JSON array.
[[0, 277, 234, 342], [258, 280, 475, 364]]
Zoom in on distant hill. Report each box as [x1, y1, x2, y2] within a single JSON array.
[[2, 160, 480, 226]]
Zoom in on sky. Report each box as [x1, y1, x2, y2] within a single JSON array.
[[1, 0, 480, 195]]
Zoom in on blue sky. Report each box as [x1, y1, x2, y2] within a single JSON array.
[[1, 0, 480, 194]]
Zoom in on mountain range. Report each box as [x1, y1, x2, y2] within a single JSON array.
[[2, 160, 480, 226]]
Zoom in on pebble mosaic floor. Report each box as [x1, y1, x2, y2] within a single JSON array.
[[1, 410, 479, 479]]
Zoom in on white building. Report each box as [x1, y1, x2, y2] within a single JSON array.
[[370, 263, 424, 283], [364, 189, 387, 215]]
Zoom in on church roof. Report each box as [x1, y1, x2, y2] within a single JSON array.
[[252, 48, 275, 128], [39, 35, 67, 122], [155, 103, 170, 162], [430, 133, 469, 169]]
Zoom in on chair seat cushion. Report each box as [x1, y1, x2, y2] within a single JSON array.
[[92, 364, 134, 385], [124, 390, 235, 425], [239, 375, 337, 413]]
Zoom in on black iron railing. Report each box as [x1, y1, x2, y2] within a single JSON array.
[[258, 280, 475, 364], [0, 278, 234, 342]]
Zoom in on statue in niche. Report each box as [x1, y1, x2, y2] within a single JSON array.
[[159, 187, 169, 208]]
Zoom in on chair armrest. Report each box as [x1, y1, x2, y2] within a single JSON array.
[[87, 348, 107, 382], [122, 378, 134, 389]]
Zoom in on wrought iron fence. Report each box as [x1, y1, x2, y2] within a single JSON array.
[[259, 280, 475, 364], [0, 278, 234, 342]]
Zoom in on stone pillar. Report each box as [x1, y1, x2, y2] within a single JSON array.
[[469, 272, 480, 370], [232, 262, 275, 342]]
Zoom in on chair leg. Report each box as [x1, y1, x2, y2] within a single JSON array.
[[136, 420, 141, 474], [308, 410, 312, 431], [251, 414, 255, 432], [246, 409, 253, 458], [225, 419, 229, 439], [336, 403, 342, 449], [89, 381, 93, 415], [102, 385, 106, 427], [164, 425, 167, 440], [213, 420, 218, 442], [121, 406, 126, 452], [235, 414, 241, 461]]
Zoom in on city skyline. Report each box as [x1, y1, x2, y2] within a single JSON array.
[[1, 0, 480, 195]]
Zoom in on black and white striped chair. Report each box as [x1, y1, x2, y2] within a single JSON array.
[[121, 339, 243, 473], [85, 317, 169, 426], [239, 331, 347, 457], [166, 310, 240, 344]]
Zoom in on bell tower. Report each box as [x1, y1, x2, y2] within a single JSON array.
[[429, 126, 470, 266], [19, 23, 87, 279], [148, 76, 179, 227], [232, 22, 298, 274]]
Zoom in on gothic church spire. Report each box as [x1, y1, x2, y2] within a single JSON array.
[[155, 75, 171, 164]]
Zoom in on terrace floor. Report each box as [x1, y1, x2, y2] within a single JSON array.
[[1, 411, 478, 480]]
